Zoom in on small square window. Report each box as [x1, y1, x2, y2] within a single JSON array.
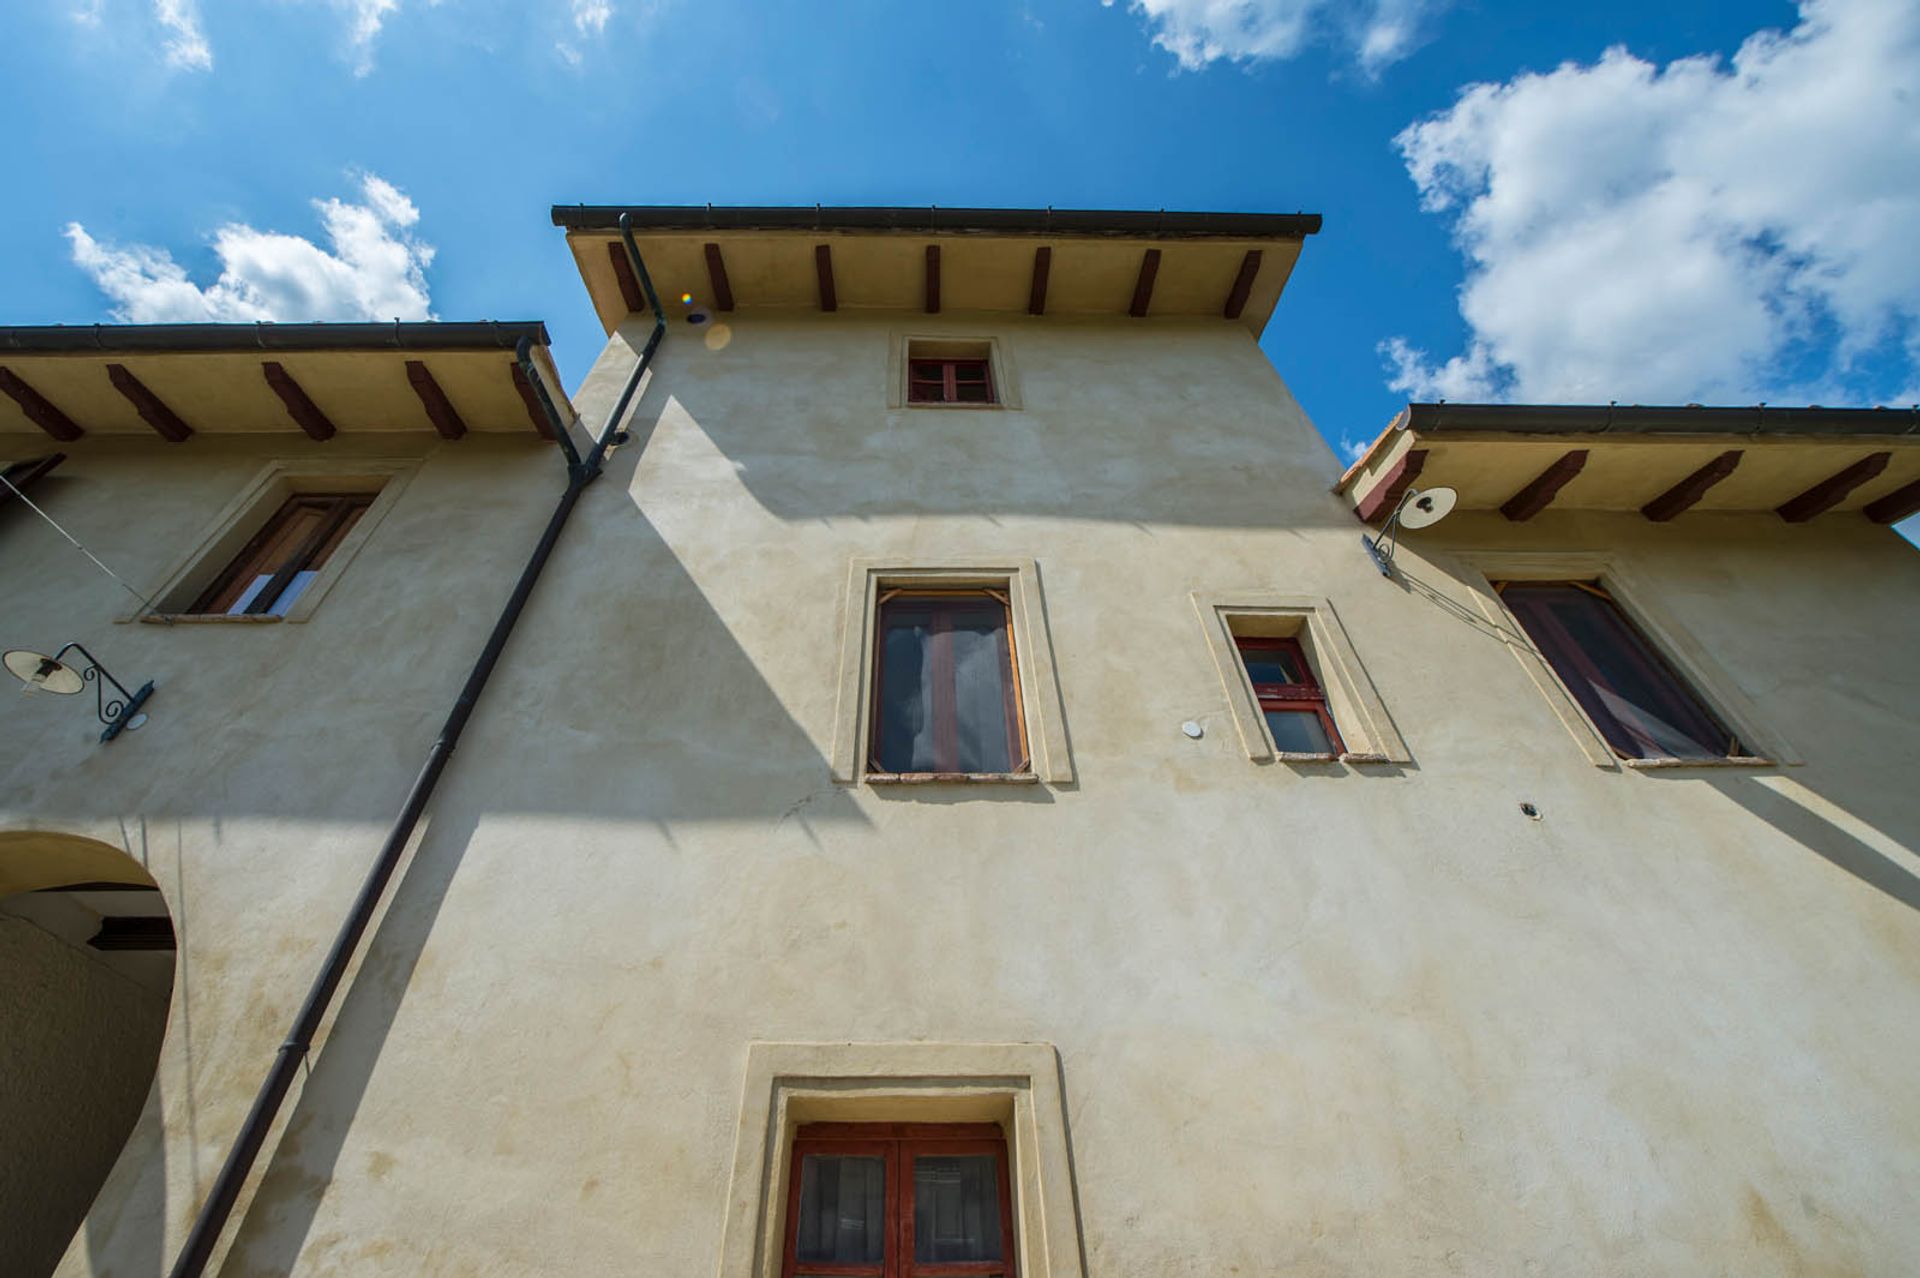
[[1497, 580, 1746, 761], [869, 589, 1029, 777], [1234, 635, 1345, 757], [783, 1124, 1015, 1278], [907, 357, 995, 405], [188, 493, 375, 617]]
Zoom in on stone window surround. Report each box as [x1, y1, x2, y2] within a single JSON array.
[[887, 332, 1023, 411], [716, 1042, 1087, 1278], [831, 557, 1072, 785], [122, 458, 416, 625], [1194, 592, 1412, 765], [1458, 550, 1798, 770]]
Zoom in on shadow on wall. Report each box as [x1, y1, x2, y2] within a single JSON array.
[[642, 323, 1355, 529], [1391, 552, 1920, 918], [212, 801, 484, 1278], [1, 464, 867, 829], [1697, 772, 1920, 915]]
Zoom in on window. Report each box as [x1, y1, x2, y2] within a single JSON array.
[[1234, 635, 1345, 756], [1498, 580, 1746, 761], [907, 358, 994, 405], [870, 590, 1028, 777], [783, 1124, 1015, 1278], [189, 493, 374, 617]]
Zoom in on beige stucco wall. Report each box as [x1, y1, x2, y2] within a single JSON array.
[[4, 314, 1919, 1276]]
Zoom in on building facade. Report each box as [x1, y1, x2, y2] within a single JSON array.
[[4, 207, 1920, 1278]]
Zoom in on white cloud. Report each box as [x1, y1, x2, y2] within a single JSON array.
[[334, 0, 401, 75], [66, 174, 435, 323], [572, 0, 612, 35], [153, 0, 211, 69], [1108, 0, 1443, 74], [1383, 0, 1920, 406]]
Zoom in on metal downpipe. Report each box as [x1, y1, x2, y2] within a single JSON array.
[[165, 228, 667, 1278]]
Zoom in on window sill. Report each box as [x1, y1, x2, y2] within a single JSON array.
[[864, 772, 1039, 785], [903, 401, 1007, 411], [138, 613, 283, 625], [1623, 755, 1776, 770]]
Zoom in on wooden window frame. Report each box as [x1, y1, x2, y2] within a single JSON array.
[[906, 358, 996, 406], [188, 492, 375, 616], [1493, 579, 1747, 762], [129, 459, 414, 625], [1233, 634, 1346, 756], [783, 1123, 1017, 1278], [867, 588, 1030, 779]]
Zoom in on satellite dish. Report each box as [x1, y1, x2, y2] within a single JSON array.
[[1399, 486, 1458, 530], [4, 649, 85, 695]]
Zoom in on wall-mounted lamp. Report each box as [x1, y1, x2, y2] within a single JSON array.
[[4, 642, 154, 743], [1363, 485, 1458, 578]]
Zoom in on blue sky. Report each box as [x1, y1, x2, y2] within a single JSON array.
[[5, 0, 1918, 541]]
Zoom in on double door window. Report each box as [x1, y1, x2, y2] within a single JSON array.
[[783, 1123, 1016, 1278]]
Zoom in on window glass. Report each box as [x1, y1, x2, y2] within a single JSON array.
[[784, 1126, 1012, 1278], [191, 494, 372, 617], [1264, 708, 1334, 755], [913, 1155, 1004, 1263], [1501, 581, 1743, 760], [1234, 636, 1343, 756], [795, 1155, 887, 1265], [873, 593, 1025, 775]]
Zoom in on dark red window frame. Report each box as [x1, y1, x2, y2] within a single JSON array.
[[907, 358, 995, 405], [1497, 579, 1746, 761], [868, 588, 1030, 778], [190, 492, 374, 616], [782, 1122, 1017, 1278], [1234, 635, 1345, 755]]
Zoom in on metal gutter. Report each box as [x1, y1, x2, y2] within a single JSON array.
[[551, 204, 1322, 239], [1404, 401, 1920, 439], [164, 233, 666, 1278], [0, 320, 552, 355]]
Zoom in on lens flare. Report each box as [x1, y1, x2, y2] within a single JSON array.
[[680, 292, 694, 306]]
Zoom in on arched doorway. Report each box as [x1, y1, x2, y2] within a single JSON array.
[[0, 832, 174, 1277]]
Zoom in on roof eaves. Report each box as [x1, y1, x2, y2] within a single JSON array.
[[0, 321, 554, 356], [550, 204, 1323, 239]]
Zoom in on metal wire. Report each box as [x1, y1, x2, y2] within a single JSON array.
[[1, 471, 170, 621]]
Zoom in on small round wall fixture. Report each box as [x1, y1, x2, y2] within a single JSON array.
[[5, 642, 154, 743], [1181, 720, 1205, 739]]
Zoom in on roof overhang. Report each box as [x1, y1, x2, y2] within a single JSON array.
[[0, 322, 574, 445], [1336, 403, 1920, 527], [551, 205, 1322, 338]]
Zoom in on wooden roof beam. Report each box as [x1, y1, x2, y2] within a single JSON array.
[[106, 364, 192, 442], [1641, 450, 1742, 522], [0, 366, 84, 441], [1501, 449, 1588, 522], [1777, 451, 1891, 522], [1028, 246, 1051, 316], [405, 360, 467, 440], [924, 245, 941, 314], [704, 242, 735, 312], [607, 241, 645, 312], [1223, 250, 1262, 320], [1863, 477, 1920, 525], [509, 363, 558, 440], [1129, 249, 1161, 318], [1356, 448, 1427, 524], [261, 361, 336, 442], [815, 244, 837, 313]]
